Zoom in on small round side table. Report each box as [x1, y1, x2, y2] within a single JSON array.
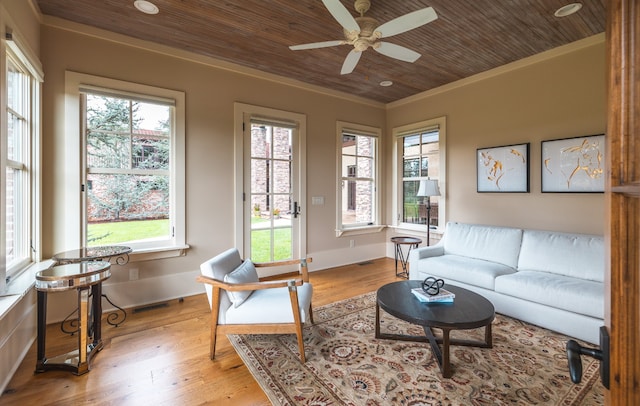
[[390, 236, 422, 278]]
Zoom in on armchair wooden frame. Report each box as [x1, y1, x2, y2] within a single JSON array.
[[197, 257, 313, 362]]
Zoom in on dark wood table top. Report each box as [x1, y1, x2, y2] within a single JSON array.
[[376, 280, 495, 330], [390, 236, 422, 245]]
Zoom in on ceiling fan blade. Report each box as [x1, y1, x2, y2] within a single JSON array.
[[289, 40, 344, 51], [376, 7, 438, 38], [341, 49, 362, 75], [322, 0, 360, 33], [374, 42, 421, 63]]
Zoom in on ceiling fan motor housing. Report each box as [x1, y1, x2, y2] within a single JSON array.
[[345, 16, 380, 51]]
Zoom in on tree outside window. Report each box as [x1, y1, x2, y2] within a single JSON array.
[[84, 93, 172, 246]]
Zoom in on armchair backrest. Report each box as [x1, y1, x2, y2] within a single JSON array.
[[200, 248, 243, 323]]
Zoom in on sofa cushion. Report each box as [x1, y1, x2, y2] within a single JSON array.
[[224, 259, 259, 307], [517, 230, 604, 282], [413, 254, 517, 290], [443, 222, 523, 269], [495, 271, 603, 319]]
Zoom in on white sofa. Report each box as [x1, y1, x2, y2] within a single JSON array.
[[408, 222, 604, 344]]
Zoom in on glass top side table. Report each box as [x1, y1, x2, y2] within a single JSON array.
[[52, 245, 132, 330], [35, 261, 111, 375], [52, 245, 132, 265]]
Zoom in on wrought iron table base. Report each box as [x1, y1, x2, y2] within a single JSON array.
[[60, 293, 127, 335]]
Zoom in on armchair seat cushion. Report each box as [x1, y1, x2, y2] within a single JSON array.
[[225, 283, 313, 324]]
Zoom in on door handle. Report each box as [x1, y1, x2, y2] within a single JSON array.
[[293, 202, 301, 218], [566, 326, 609, 389]]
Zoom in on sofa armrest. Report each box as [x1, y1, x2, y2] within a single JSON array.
[[408, 243, 444, 280], [409, 244, 444, 261]]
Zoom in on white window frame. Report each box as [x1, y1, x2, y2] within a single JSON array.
[[392, 117, 447, 233], [1, 31, 43, 293], [65, 72, 187, 261], [336, 121, 384, 237]]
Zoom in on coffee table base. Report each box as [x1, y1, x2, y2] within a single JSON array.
[[375, 304, 493, 378]]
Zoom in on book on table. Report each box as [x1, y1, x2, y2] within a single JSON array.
[[411, 287, 455, 303]]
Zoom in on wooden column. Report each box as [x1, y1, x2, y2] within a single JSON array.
[[605, 0, 640, 404]]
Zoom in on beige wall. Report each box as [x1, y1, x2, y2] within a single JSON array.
[[39, 23, 387, 311], [386, 36, 606, 236]]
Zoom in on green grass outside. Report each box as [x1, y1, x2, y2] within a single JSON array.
[[88, 217, 292, 262], [251, 227, 292, 262], [87, 219, 169, 245]]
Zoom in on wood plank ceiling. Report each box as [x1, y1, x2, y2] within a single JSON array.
[[35, 0, 606, 104]]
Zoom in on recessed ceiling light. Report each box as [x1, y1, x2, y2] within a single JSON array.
[[554, 3, 582, 17], [134, 0, 159, 15], [380, 80, 393, 87]]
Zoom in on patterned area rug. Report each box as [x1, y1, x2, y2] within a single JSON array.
[[229, 292, 604, 405]]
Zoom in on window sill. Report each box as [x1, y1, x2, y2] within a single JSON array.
[[0, 259, 53, 321], [129, 244, 190, 262], [336, 225, 386, 237], [388, 224, 443, 238]]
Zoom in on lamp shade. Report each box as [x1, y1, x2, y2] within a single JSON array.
[[416, 179, 440, 197]]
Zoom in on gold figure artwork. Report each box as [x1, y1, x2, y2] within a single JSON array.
[[544, 138, 603, 190], [479, 146, 527, 191]]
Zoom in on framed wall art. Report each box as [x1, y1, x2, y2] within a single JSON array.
[[541, 134, 605, 193], [477, 143, 529, 192]]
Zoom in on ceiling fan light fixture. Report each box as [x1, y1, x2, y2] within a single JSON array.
[[379, 80, 393, 87], [554, 3, 582, 17], [134, 0, 159, 15]]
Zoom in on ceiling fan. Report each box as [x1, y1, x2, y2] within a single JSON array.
[[289, 0, 438, 75]]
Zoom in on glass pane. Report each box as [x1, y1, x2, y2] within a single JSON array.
[[5, 167, 17, 264], [86, 174, 170, 246], [7, 60, 24, 115], [273, 160, 290, 195], [251, 124, 269, 158], [420, 157, 429, 177], [86, 133, 130, 169], [271, 194, 291, 220], [342, 156, 356, 177], [251, 158, 268, 194], [250, 228, 292, 262], [403, 157, 419, 177], [273, 227, 292, 260], [7, 112, 21, 161], [132, 102, 170, 136], [251, 194, 267, 218], [250, 229, 272, 262], [356, 135, 374, 158], [273, 127, 291, 160], [358, 156, 373, 178], [132, 136, 169, 169], [402, 180, 420, 224], [342, 134, 356, 150], [403, 134, 420, 156], [86, 95, 130, 132], [342, 180, 374, 225]]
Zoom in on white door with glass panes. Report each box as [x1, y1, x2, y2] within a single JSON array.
[[238, 106, 306, 265]]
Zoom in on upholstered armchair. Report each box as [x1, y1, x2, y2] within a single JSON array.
[[197, 248, 314, 362]]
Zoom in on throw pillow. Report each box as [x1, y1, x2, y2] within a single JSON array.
[[224, 259, 259, 307]]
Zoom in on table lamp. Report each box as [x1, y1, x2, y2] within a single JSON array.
[[416, 179, 440, 245]]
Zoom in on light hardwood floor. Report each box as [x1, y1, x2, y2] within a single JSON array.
[[1, 257, 400, 405]]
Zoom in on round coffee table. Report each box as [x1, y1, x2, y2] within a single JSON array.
[[375, 280, 495, 378]]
